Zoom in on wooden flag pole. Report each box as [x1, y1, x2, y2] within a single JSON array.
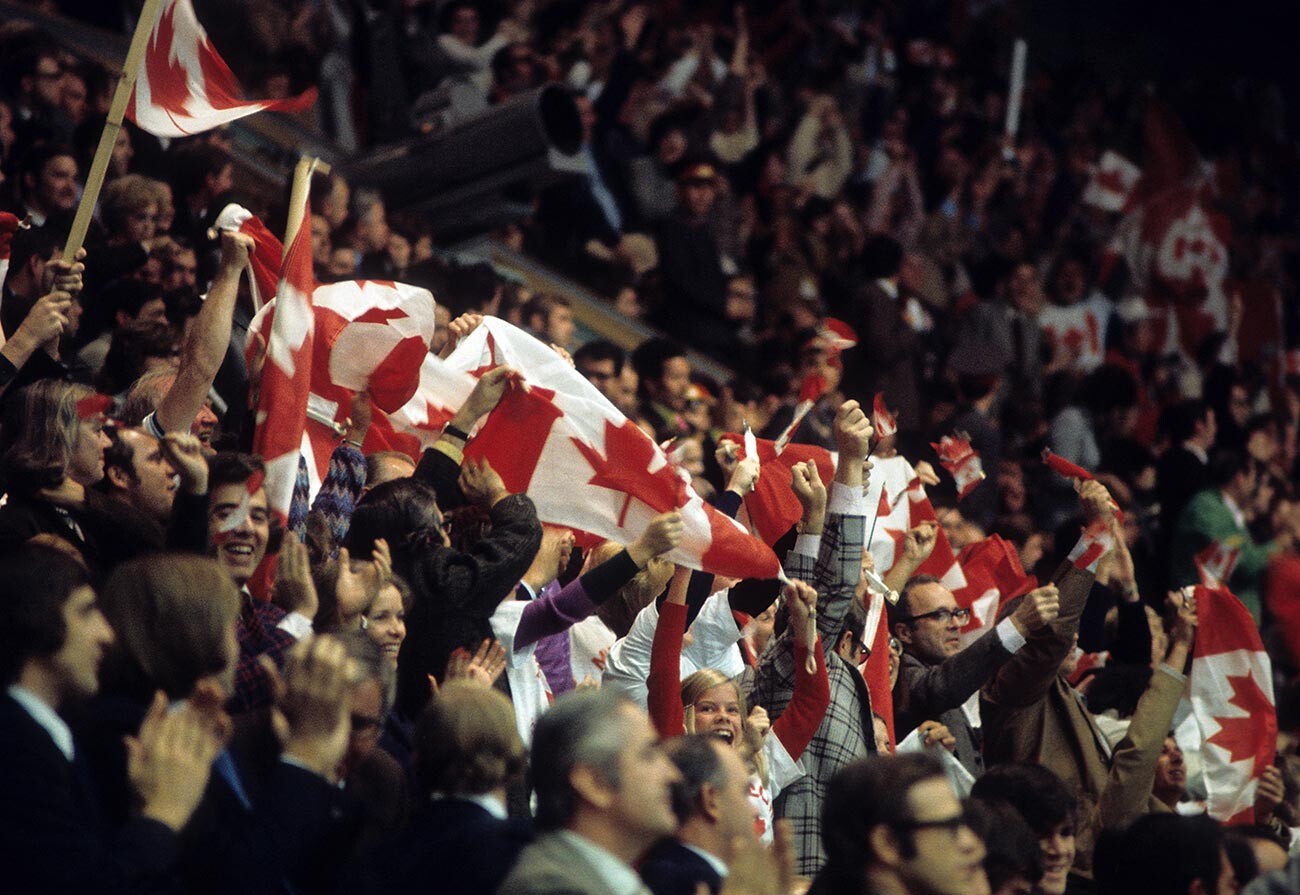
[[280, 156, 330, 259], [61, 0, 167, 263]]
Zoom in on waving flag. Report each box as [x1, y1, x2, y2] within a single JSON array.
[[1188, 583, 1277, 825], [951, 535, 1038, 644], [212, 204, 286, 309], [251, 209, 314, 522], [448, 319, 782, 580], [1082, 150, 1141, 213], [866, 454, 966, 595], [128, 0, 316, 138], [932, 433, 985, 500], [729, 433, 835, 546], [873, 392, 898, 439]]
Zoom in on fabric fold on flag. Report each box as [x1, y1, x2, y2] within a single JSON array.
[[128, 0, 316, 138]]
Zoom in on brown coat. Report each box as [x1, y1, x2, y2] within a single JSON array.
[[981, 562, 1183, 878]]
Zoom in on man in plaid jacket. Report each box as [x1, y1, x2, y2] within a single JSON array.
[[752, 400, 874, 876]]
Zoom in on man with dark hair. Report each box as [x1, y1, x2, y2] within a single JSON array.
[[981, 482, 1198, 885], [168, 142, 234, 246], [77, 279, 169, 377], [631, 338, 692, 441], [841, 233, 922, 435], [0, 545, 219, 891], [496, 689, 681, 895], [811, 753, 986, 895], [197, 451, 312, 712], [1158, 400, 1216, 539], [522, 293, 576, 351], [574, 338, 627, 406], [640, 734, 757, 895], [886, 555, 1060, 776], [1171, 448, 1294, 620], [966, 800, 1044, 895], [972, 763, 1080, 895], [18, 141, 79, 226], [1095, 814, 1234, 895], [100, 426, 178, 528]]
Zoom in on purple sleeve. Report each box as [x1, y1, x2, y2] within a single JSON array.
[[534, 632, 575, 695], [515, 578, 598, 648]]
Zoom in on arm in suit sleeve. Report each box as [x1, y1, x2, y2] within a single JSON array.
[[983, 560, 1094, 710], [896, 624, 1013, 721], [1097, 665, 1186, 830], [415, 494, 542, 619]]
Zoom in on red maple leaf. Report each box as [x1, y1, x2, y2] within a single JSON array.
[[572, 420, 689, 526], [1206, 671, 1274, 777], [352, 305, 409, 326], [140, 3, 192, 126]]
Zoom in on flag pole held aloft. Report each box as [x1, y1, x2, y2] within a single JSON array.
[[61, 0, 166, 263]]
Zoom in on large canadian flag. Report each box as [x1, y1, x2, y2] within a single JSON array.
[[250, 210, 313, 522], [128, 0, 316, 138], [446, 319, 782, 580], [1188, 583, 1277, 825], [731, 434, 835, 546]]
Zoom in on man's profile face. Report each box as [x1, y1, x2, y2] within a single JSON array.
[[604, 705, 681, 842], [897, 582, 963, 663], [207, 482, 270, 585], [115, 429, 178, 523], [32, 154, 79, 215], [47, 585, 115, 703], [655, 357, 691, 412]]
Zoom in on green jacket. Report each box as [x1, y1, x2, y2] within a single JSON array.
[[1170, 488, 1276, 621]]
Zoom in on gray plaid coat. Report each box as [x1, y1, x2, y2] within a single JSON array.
[[751, 509, 872, 876]]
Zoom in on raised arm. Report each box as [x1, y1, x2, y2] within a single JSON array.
[[648, 567, 691, 738], [153, 232, 250, 436]]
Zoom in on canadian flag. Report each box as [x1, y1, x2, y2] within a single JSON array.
[[1100, 99, 1232, 357], [931, 433, 985, 501], [0, 212, 24, 348], [1195, 540, 1242, 589], [730, 433, 835, 546], [951, 535, 1038, 646], [251, 209, 314, 523], [1081, 150, 1142, 213], [212, 204, 287, 309], [249, 279, 438, 492], [446, 319, 782, 580], [128, 0, 316, 138], [866, 454, 967, 595], [862, 587, 895, 747], [1188, 583, 1277, 825], [873, 392, 898, 439]]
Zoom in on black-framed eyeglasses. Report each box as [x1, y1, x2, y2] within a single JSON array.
[[900, 607, 971, 626], [895, 810, 974, 835]]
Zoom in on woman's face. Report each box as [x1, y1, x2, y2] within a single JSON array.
[[365, 584, 407, 666], [692, 682, 743, 749]]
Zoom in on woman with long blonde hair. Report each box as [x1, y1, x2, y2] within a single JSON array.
[[648, 568, 830, 841]]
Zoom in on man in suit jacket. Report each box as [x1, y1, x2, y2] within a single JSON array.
[[0, 545, 217, 893], [982, 482, 1195, 888], [350, 679, 530, 895], [640, 735, 757, 895], [495, 689, 682, 895], [889, 570, 1060, 778], [752, 400, 874, 875]]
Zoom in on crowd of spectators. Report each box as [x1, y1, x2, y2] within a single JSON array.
[[3, 1, 1300, 894]]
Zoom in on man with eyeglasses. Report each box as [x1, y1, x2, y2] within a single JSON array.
[[888, 550, 1060, 778], [812, 753, 987, 895]]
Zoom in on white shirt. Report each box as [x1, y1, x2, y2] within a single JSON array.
[[556, 831, 646, 895], [9, 684, 73, 761]]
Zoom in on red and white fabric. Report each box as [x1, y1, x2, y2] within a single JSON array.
[[951, 535, 1039, 647], [1098, 100, 1233, 358], [1195, 540, 1242, 590], [1081, 150, 1142, 213], [866, 454, 967, 595], [872, 392, 898, 439], [931, 434, 985, 501], [1188, 583, 1277, 825], [212, 204, 285, 309], [1067, 526, 1114, 575], [1038, 292, 1113, 373], [128, 0, 316, 138], [730, 433, 835, 547], [250, 210, 313, 523], [446, 319, 782, 580]]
